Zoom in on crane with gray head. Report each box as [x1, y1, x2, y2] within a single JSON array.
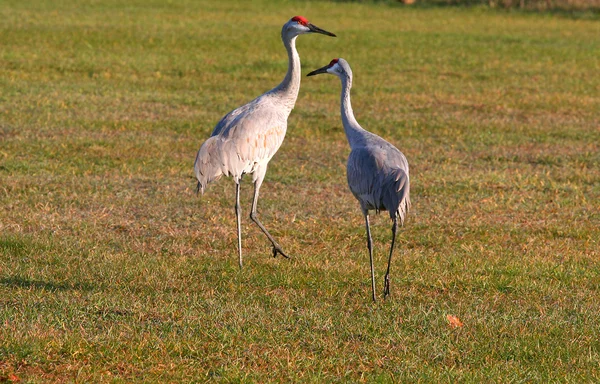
[[308, 58, 411, 301], [194, 17, 336, 268]]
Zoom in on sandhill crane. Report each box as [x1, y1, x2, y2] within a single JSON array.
[[194, 16, 336, 268], [308, 58, 411, 302]]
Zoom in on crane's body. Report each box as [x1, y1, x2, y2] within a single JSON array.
[[195, 90, 291, 190], [194, 16, 336, 267], [308, 58, 411, 301], [345, 133, 410, 223]]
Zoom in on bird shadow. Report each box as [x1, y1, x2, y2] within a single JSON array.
[[0, 276, 96, 292]]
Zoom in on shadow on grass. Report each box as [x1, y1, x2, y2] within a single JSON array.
[[0, 276, 95, 292]]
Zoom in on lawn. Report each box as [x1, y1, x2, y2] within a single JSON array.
[[1, 0, 599, 381]]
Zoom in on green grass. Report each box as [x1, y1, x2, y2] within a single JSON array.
[[1, 0, 599, 381]]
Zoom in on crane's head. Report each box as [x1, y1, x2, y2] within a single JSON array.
[[282, 16, 336, 38], [307, 58, 352, 80]]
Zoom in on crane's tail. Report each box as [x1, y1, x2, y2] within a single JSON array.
[[194, 137, 224, 195], [384, 168, 411, 224]]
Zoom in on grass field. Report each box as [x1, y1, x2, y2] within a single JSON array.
[[1, 0, 600, 381]]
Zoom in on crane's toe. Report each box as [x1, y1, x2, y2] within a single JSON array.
[[272, 246, 290, 259]]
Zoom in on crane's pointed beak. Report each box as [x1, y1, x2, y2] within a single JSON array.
[[307, 23, 336, 37], [307, 64, 330, 77]]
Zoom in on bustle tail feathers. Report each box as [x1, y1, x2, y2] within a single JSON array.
[[194, 137, 224, 195], [382, 168, 410, 224]]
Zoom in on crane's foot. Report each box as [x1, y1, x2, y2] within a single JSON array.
[[272, 245, 290, 259], [383, 275, 391, 299]]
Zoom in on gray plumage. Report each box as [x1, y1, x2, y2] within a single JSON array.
[[194, 16, 336, 267], [308, 58, 411, 301]]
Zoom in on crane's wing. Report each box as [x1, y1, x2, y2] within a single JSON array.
[[218, 101, 287, 161], [347, 147, 382, 210], [210, 102, 254, 137]]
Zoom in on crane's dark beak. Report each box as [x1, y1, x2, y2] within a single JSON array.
[[307, 64, 330, 77], [307, 23, 336, 37]]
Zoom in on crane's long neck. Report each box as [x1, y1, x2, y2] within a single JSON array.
[[340, 75, 367, 148], [271, 34, 301, 115]]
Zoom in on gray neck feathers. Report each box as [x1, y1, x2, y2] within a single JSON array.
[[270, 34, 300, 115], [340, 75, 367, 148]]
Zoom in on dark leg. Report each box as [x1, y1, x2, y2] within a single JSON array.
[[364, 211, 376, 302], [235, 181, 243, 268], [384, 217, 398, 299], [249, 179, 288, 259]]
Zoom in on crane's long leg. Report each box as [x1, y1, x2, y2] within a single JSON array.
[[364, 211, 376, 303], [383, 216, 398, 299], [249, 178, 289, 259], [235, 181, 243, 268]]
